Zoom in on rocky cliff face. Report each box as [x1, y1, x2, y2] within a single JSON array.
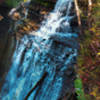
[[0, 5, 15, 79]]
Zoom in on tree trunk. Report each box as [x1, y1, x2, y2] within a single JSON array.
[[74, 0, 83, 35], [88, 0, 92, 28]]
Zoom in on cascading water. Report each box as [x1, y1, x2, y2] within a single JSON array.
[[0, 0, 79, 100]]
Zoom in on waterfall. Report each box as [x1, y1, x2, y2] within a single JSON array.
[[0, 0, 79, 100]]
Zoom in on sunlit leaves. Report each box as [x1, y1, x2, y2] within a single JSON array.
[[97, 52, 100, 56]]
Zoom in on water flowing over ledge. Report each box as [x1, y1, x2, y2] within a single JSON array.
[[0, 0, 79, 100]]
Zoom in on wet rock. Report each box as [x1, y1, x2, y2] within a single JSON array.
[[0, 4, 16, 88]]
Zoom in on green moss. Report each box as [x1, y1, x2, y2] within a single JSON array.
[[77, 56, 84, 67], [5, 0, 24, 7], [74, 78, 86, 100]]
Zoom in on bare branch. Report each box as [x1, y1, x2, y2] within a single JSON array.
[[24, 72, 48, 100]]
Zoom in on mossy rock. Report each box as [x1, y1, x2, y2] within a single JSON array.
[[5, 0, 24, 7]]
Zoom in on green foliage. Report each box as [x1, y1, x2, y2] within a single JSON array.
[[77, 0, 100, 100], [5, 0, 24, 7], [33, 0, 54, 7], [35, 0, 49, 6], [74, 78, 86, 100]]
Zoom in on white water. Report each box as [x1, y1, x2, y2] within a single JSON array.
[[0, 0, 79, 100]]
